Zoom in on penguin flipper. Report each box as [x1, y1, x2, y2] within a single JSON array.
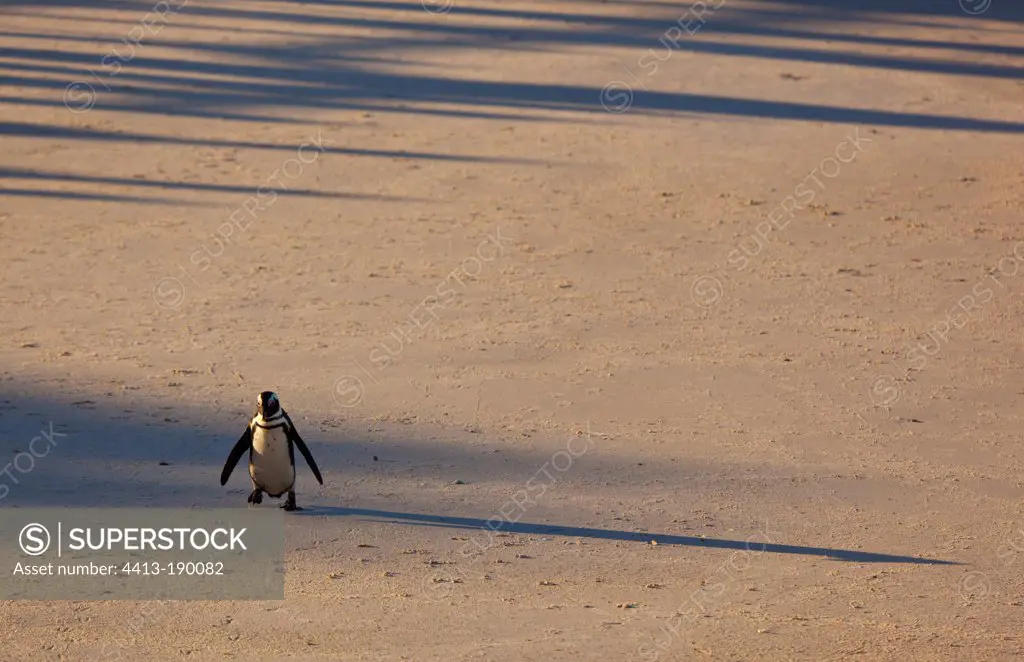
[[283, 413, 324, 485], [220, 425, 253, 486]]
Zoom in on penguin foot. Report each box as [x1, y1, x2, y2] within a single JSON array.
[[281, 492, 299, 511], [247, 489, 263, 505]]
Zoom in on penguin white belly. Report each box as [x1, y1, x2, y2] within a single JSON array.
[[249, 424, 295, 497]]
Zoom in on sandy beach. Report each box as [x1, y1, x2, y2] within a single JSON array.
[[1, 0, 1024, 659]]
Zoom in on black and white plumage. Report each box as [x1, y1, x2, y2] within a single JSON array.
[[220, 391, 323, 511]]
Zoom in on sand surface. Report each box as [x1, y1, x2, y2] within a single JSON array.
[[1, 0, 1024, 659]]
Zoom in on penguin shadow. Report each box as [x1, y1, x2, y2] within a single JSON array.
[[0, 388, 961, 567], [291, 506, 958, 565]]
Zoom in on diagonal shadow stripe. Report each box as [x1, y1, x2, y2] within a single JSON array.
[[295, 506, 960, 565]]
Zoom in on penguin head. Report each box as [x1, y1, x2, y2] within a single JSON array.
[[257, 391, 280, 417]]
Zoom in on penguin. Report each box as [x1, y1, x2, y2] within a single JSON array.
[[220, 391, 323, 511]]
